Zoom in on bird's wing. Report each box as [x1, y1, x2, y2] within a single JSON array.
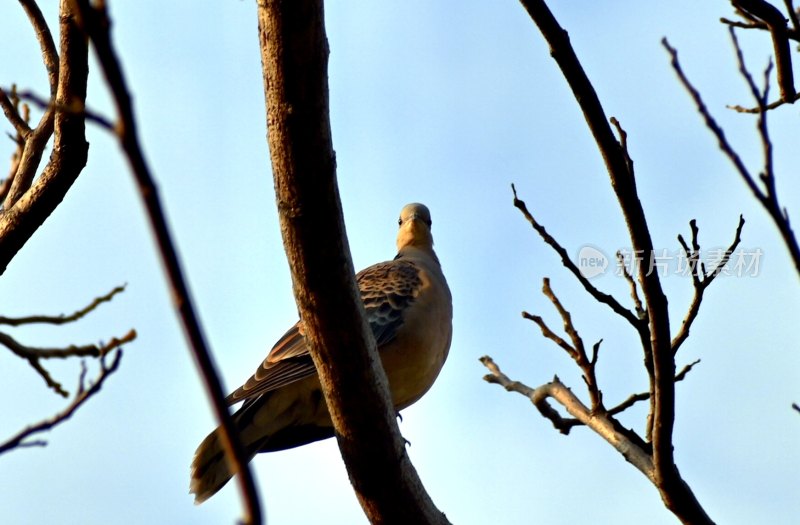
[[357, 259, 421, 347], [225, 259, 422, 406]]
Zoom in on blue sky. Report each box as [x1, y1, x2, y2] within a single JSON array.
[[1, 1, 798, 524]]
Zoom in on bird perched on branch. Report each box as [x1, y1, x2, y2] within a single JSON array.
[[190, 203, 452, 503]]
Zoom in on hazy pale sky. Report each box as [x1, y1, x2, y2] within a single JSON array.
[[1, 1, 798, 524]]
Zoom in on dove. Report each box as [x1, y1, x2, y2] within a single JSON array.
[[190, 203, 452, 503]]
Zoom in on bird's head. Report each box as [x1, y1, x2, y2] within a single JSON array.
[[396, 203, 434, 253]]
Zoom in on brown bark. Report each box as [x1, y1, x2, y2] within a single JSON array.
[[256, 1, 450, 523], [515, 1, 714, 523], [0, 0, 89, 275]]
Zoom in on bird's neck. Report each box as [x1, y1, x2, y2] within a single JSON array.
[[396, 244, 440, 265]]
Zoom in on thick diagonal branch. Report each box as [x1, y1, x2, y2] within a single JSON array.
[[257, 1, 449, 523]]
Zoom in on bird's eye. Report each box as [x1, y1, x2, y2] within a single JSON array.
[[398, 218, 403, 226]]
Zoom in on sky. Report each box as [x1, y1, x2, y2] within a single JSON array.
[[1, 1, 798, 524]]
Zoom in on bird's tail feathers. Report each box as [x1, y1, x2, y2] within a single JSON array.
[[189, 425, 263, 504]]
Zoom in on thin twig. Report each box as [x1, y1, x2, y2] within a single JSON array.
[[0, 329, 135, 397], [727, 91, 800, 113], [0, 329, 136, 360], [0, 349, 124, 455], [720, 17, 768, 31], [0, 87, 31, 138], [14, 89, 115, 131], [731, 0, 796, 101], [784, 0, 800, 33], [71, 2, 261, 523], [664, 36, 800, 278], [616, 251, 646, 319], [512, 185, 641, 328], [672, 217, 745, 354], [607, 360, 701, 416], [663, 38, 760, 198], [0, 284, 126, 326]]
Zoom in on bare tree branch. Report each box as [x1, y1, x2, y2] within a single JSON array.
[[523, 278, 604, 410], [0, 86, 32, 138], [504, 2, 713, 522], [19, 0, 59, 95], [0, 0, 89, 274], [257, 1, 450, 523], [664, 36, 800, 278], [0, 284, 126, 326], [731, 0, 796, 101], [480, 356, 656, 482], [0, 348, 124, 455], [69, 1, 262, 523], [784, 0, 800, 33], [0, 284, 134, 398], [14, 88, 116, 131], [512, 185, 641, 329], [3, 0, 63, 207], [616, 251, 646, 320], [0, 329, 135, 397], [607, 360, 701, 417], [727, 92, 800, 113], [672, 216, 745, 354]]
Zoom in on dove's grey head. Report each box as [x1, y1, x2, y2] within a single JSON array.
[[396, 203, 434, 253]]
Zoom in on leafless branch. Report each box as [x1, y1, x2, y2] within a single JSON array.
[[672, 217, 745, 354], [727, 91, 800, 113], [504, 2, 712, 521], [0, 86, 31, 138], [664, 36, 800, 278], [2, 0, 65, 208], [0, 284, 126, 326], [0, 348, 124, 455], [14, 88, 115, 131], [0, 284, 134, 397], [617, 251, 646, 320], [784, 0, 800, 33], [0, 0, 89, 274], [523, 278, 604, 410], [257, 1, 449, 523], [607, 360, 701, 416], [480, 355, 656, 482], [511, 185, 641, 329], [0, 329, 135, 397], [70, 2, 261, 523], [730, 0, 796, 101]]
